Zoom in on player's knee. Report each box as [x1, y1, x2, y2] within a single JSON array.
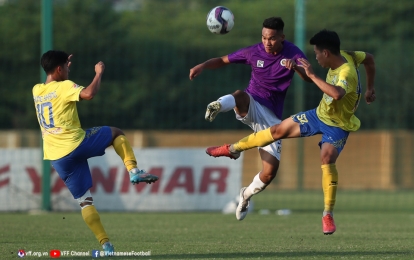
[[232, 90, 250, 113], [110, 127, 125, 139], [232, 90, 247, 102], [320, 146, 338, 164], [270, 125, 279, 138], [320, 153, 337, 164], [76, 190, 94, 209], [232, 89, 244, 96], [321, 158, 336, 165]]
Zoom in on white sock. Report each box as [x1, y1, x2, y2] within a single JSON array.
[[129, 168, 139, 176], [323, 211, 333, 217], [217, 94, 236, 112], [229, 145, 239, 154], [244, 173, 267, 199]]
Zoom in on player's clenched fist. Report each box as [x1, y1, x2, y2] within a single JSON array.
[[95, 61, 105, 74], [365, 88, 376, 104]]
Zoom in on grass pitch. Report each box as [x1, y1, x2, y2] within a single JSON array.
[[2, 191, 414, 259]]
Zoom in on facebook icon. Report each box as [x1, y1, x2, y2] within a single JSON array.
[[92, 250, 100, 258]]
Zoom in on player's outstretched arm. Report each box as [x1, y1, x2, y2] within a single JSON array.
[[293, 65, 314, 83], [80, 61, 105, 100], [284, 59, 313, 83], [362, 53, 376, 104], [189, 56, 230, 80], [297, 58, 345, 100]]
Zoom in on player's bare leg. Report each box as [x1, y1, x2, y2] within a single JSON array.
[[232, 90, 250, 117], [236, 149, 279, 220]]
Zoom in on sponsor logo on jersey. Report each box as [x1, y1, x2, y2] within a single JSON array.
[[340, 79, 349, 91], [331, 75, 338, 85]]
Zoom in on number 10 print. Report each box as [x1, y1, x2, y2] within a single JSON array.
[[36, 102, 55, 129]]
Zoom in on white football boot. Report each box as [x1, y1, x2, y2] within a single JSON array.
[[236, 187, 250, 221]]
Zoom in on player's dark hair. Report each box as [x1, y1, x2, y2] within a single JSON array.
[[309, 29, 340, 55], [263, 17, 284, 32], [40, 50, 69, 74]]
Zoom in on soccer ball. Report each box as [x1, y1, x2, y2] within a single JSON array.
[[206, 6, 234, 34]]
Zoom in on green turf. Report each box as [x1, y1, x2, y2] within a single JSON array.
[[2, 191, 414, 259]]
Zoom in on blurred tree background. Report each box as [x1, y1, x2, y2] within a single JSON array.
[[0, 0, 412, 130]]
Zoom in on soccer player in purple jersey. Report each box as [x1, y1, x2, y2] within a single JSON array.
[[189, 17, 312, 221]]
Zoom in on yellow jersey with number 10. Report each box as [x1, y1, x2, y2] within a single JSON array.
[[316, 50, 366, 132], [33, 80, 85, 160]]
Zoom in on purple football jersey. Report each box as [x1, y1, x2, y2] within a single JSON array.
[[228, 41, 307, 118]]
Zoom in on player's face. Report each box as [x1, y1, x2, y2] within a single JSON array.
[[313, 46, 328, 68], [262, 28, 285, 54]]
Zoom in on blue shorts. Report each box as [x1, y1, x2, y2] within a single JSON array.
[[51, 126, 113, 199], [291, 109, 349, 154]]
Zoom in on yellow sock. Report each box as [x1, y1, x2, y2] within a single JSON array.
[[113, 135, 137, 171], [81, 206, 109, 245], [233, 128, 274, 152], [321, 164, 338, 212]]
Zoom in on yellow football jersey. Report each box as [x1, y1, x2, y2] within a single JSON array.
[[33, 80, 85, 160], [316, 51, 366, 132]]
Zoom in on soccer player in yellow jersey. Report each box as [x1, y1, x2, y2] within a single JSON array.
[[206, 30, 376, 235], [33, 50, 159, 255]]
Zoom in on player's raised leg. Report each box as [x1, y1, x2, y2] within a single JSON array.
[[205, 90, 250, 122], [207, 117, 300, 157], [205, 94, 235, 122], [235, 118, 300, 151], [206, 125, 274, 158], [110, 127, 159, 184]]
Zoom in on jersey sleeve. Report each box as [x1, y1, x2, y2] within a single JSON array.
[[293, 48, 307, 63], [353, 51, 366, 66], [227, 46, 251, 65], [342, 50, 366, 68], [61, 80, 84, 102]]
